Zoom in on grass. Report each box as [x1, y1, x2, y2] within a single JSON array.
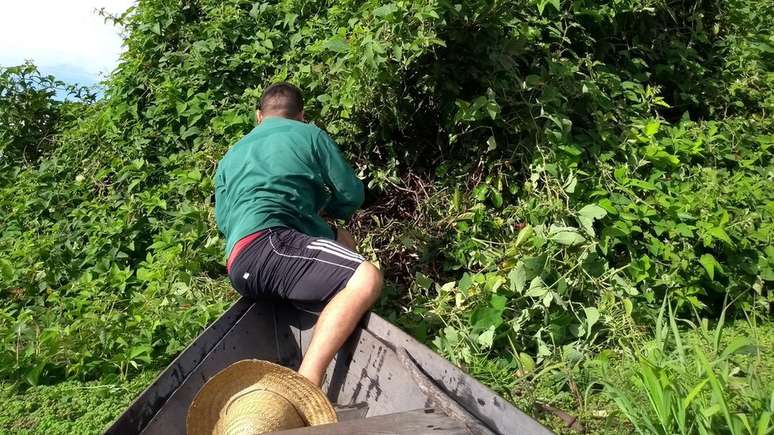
[[0, 372, 156, 435], [420, 297, 774, 434], [0, 290, 771, 434]]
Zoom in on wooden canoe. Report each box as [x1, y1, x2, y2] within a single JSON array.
[[105, 299, 551, 434]]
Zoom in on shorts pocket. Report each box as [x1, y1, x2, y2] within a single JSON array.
[[270, 229, 310, 251], [227, 266, 250, 298]]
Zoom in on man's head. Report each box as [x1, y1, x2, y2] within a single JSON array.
[[257, 82, 304, 123]]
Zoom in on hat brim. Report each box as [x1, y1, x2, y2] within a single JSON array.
[[187, 360, 337, 435]]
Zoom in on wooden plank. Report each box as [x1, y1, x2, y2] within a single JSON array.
[[140, 302, 290, 435], [108, 300, 549, 435], [396, 349, 493, 435], [320, 327, 430, 417], [361, 314, 551, 435], [273, 302, 303, 370], [333, 403, 369, 421], [270, 409, 471, 435], [275, 302, 321, 367], [104, 298, 252, 434]]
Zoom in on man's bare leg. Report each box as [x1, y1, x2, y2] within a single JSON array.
[[297, 260, 382, 386]]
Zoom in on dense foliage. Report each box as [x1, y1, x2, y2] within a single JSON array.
[[0, 63, 94, 166], [1, 0, 772, 433]]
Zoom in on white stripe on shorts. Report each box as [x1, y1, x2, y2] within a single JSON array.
[[268, 233, 356, 271], [310, 239, 365, 260], [307, 244, 364, 263]]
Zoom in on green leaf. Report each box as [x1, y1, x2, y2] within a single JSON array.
[[549, 228, 586, 246], [471, 303, 504, 331], [564, 173, 577, 193], [683, 378, 711, 409], [415, 272, 433, 290], [473, 184, 488, 201], [584, 307, 600, 337], [514, 224, 534, 247], [324, 36, 349, 53], [518, 352, 535, 372], [525, 286, 547, 299], [490, 294, 507, 310], [180, 126, 201, 139], [526, 277, 547, 297], [598, 199, 618, 215], [623, 298, 633, 317], [508, 263, 526, 293], [486, 136, 497, 152], [25, 361, 46, 386], [129, 345, 151, 359], [136, 268, 154, 282], [535, 0, 560, 14], [645, 119, 660, 136], [522, 255, 546, 279], [577, 204, 608, 236], [579, 204, 607, 220], [458, 273, 473, 293], [486, 100, 499, 120], [542, 291, 553, 307], [477, 325, 496, 348], [373, 3, 399, 17], [439, 281, 456, 293], [719, 337, 756, 360], [485, 274, 505, 293], [490, 189, 503, 208], [699, 253, 720, 280], [708, 226, 733, 245], [702, 404, 721, 418], [0, 259, 13, 281]]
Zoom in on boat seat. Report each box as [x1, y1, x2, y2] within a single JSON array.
[[270, 409, 472, 434], [333, 402, 368, 421]]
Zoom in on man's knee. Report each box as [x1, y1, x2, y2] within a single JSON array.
[[348, 261, 383, 303]]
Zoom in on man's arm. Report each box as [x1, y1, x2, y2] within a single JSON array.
[[214, 164, 229, 236], [315, 131, 364, 220]]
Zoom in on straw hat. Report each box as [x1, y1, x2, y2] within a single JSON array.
[[187, 360, 337, 435]]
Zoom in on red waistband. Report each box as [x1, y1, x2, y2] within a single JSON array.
[[226, 231, 265, 273]]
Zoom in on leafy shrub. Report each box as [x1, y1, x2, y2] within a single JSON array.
[[0, 62, 94, 168], [0, 0, 772, 432]]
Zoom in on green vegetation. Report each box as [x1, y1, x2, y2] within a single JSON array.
[[1, 0, 772, 433], [0, 372, 155, 434]]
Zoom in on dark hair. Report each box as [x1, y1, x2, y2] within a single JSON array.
[[258, 82, 304, 118]]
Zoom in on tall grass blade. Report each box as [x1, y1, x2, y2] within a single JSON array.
[[668, 302, 686, 364], [713, 297, 728, 354], [695, 343, 735, 431]]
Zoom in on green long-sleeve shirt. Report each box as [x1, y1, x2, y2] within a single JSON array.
[[214, 116, 364, 258]]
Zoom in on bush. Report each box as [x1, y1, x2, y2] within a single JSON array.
[[0, 0, 772, 432], [0, 62, 94, 168]]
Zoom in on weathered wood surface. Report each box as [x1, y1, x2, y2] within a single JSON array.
[[320, 326, 431, 416], [333, 403, 369, 421], [104, 298, 252, 435], [140, 303, 284, 435], [105, 299, 550, 435], [395, 348, 493, 435], [269, 409, 472, 435], [361, 314, 551, 435]]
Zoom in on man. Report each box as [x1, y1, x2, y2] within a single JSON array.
[[214, 82, 383, 387]]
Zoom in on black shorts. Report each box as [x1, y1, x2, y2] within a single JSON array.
[[227, 227, 365, 303]]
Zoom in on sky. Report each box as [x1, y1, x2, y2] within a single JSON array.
[[0, 0, 135, 87]]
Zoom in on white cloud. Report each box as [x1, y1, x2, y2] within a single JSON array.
[[0, 0, 134, 81]]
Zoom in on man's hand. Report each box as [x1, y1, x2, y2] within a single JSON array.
[[335, 227, 357, 251]]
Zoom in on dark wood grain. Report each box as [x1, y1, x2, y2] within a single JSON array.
[[269, 409, 471, 435]]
